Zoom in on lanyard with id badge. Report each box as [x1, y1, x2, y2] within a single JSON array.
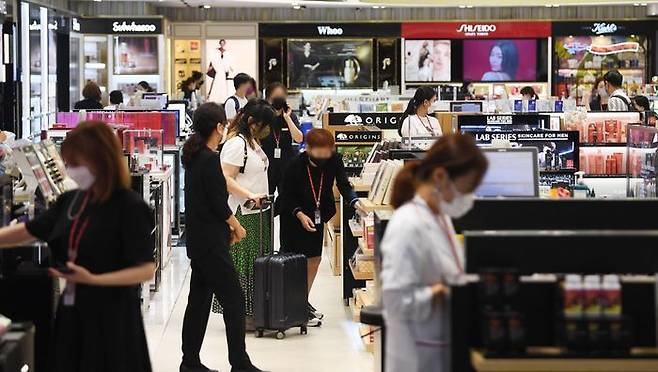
[[306, 165, 324, 226], [273, 129, 282, 159], [63, 191, 91, 306]]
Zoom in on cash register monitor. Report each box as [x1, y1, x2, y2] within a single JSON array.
[[476, 147, 539, 197]]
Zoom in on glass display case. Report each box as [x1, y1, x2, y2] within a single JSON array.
[[83, 35, 109, 102], [70, 33, 82, 109], [626, 125, 658, 198], [55, 111, 178, 145], [123, 129, 164, 172]]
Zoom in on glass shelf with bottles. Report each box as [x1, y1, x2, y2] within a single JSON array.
[[626, 125, 658, 198], [565, 111, 640, 147]]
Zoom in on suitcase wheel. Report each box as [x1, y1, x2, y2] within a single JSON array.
[[300, 326, 308, 335], [276, 331, 286, 340], [255, 329, 264, 338]]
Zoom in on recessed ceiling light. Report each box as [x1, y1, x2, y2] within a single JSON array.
[[641, 2, 648, 5], [552, 4, 560, 7], [202, 4, 211, 8], [634, 2, 641, 5], [93, 0, 102, 2], [372, 5, 380, 8], [545, 4, 553, 7], [466, 5, 473, 8], [459, 5, 467, 8]]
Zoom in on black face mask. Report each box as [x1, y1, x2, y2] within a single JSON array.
[[309, 156, 329, 168], [271, 97, 288, 111]]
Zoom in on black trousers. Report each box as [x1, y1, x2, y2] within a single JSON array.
[[181, 248, 251, 368]]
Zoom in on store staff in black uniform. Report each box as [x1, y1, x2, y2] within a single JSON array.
[[278, 128, 365, 324], [262, 82, 304, 196], [180, 103, 266, 372], [0, 121, 156, 372]]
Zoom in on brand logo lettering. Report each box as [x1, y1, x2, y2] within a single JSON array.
[[112, 21, 157, 33], [335, 131, 382, 142], [317, 26, 343, 36], [591, 22, 617, 35], [457, 24, 497, 37], [486, 115, 513, 125]]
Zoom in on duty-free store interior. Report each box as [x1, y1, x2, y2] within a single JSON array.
[[2, 1, 658, 372]]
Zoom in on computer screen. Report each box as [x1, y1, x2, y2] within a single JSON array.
[[476, 148, 539, 197], [450, 101, 483, 113]]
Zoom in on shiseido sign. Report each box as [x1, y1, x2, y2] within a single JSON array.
[[591, 23, 618, 35], [78, 18, 163, 34], [317, 26, 343, 36], [457, 24, 497, 37], [328, 112, 400, 130], [334, 131, 382, 143]]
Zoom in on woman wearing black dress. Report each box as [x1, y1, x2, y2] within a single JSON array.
[[278, 128, 364, 324], [181, 102, 265, 372], [262, 82, 304, 196], [0, 121, 155, 371]]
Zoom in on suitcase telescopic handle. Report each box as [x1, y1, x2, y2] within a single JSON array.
[[258, 195, 276, 257]]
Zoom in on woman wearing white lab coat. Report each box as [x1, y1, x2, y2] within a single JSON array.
[[380, 134, 488, 372]]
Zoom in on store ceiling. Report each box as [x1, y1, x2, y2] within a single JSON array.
[[144, 0, 652, 7]]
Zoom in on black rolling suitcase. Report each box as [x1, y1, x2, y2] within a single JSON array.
[[253, 198, 309, 339]]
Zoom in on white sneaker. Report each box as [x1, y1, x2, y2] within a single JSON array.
[[307, 313, 322, 327]]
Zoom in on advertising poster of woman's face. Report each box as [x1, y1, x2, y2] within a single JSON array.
[[404, 39, 451, 82], [463, 39, 538, 82]]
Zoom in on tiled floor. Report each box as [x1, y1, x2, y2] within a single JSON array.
[[144, 246, 374, 372]]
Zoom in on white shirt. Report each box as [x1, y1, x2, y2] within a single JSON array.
[[380, 196, 463, 372], [607, 89, 631, 112], [224, 95, 248, 120], [400, 114, 442, 138], [220, 135, 269, 215]]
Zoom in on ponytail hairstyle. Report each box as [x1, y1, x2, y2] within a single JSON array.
[[182, 102, 227, 168], [227, 98, 275, 148], [390, 133, 488, 209], [398, 86, 437, 136]]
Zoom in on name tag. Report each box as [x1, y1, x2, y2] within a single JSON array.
[[274, 148, 282, 159]]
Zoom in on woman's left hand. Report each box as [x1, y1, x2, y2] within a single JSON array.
[[49, 262, 98, 285]]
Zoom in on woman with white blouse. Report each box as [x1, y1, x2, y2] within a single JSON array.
[[399, 86, 443, 138], [215, 98, 275, 332]]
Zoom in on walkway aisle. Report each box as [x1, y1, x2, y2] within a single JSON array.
[[144, 247, 374, 372]]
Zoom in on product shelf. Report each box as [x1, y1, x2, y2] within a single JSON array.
[[583, 174, 627, 179], [471, 349, 658, 372], [580, 143, 628, 148], [349, 257, 374, 281], [349, 219, 363, 237]]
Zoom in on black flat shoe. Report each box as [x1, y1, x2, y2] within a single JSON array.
[[180, 363, 219, 372]]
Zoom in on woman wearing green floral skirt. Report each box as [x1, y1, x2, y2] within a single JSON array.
[[217, 98, 275, 330]]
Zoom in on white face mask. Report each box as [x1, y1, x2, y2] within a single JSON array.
[[67, 166, 96, 191], [440, 183, 475, 218]]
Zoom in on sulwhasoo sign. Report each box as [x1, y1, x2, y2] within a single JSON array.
[[112, 21, 157, 33], [457, 24, 497, 36], [591, 22, 618, 35]]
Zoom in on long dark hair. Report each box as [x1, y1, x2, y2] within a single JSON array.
[[398, 86, 437, 136], [228, 98, 275, 148], [182, 102, 227, 168], [490, 41, 518, 79], [390, 133, 488, 208]]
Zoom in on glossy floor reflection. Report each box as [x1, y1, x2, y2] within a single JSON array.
[[144, 246, 373, 372]]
